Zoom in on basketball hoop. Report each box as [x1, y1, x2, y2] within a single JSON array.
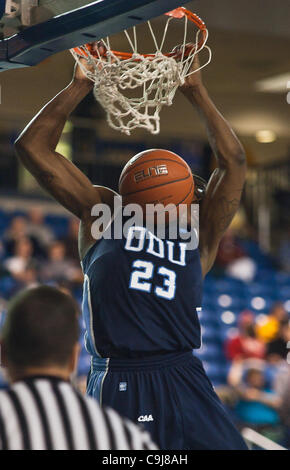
[[71, 7, 211, 135]]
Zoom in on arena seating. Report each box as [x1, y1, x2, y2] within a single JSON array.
[[196, 240, 290, 385]]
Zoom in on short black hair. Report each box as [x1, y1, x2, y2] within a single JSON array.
[[1, 286, 80, 369]]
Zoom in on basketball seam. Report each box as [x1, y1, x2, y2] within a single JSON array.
[[119, 158, 190, 186], [121, 174, 192, 197]]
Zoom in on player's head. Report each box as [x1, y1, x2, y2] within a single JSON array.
[[118, 149, 206, 217], [0, 286, 80, 382]]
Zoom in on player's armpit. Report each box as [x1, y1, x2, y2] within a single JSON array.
[[199, 160, 246, 277], [79, 186, 121, 260]]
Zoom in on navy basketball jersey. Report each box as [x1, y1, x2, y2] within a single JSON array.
[[81, 217, 203, 359]]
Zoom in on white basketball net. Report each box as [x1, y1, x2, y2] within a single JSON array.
[[71, 11, 211, 135]]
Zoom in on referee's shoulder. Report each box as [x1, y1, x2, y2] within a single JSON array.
[[0, 378, 158, 450], [0, 386, 14, 404], [68, 383, 158, 450]]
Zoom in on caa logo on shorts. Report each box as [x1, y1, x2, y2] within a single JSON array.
[[138, 414, 154, 422]]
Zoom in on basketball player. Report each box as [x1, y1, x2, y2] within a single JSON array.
[[14, 43, 248, 450]]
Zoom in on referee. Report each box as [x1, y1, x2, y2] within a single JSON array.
[[0, 286, 157, 450]]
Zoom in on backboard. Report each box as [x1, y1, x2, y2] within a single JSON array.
[[0, 0, 186, 72]]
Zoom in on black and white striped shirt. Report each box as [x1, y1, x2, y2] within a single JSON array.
[[0, 376, 158, 450]]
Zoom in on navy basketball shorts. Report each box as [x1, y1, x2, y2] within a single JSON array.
[[87, 351, 248, 450]]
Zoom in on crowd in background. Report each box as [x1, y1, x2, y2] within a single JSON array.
[[212, 232, 290, 447], [0, 208, 289, 448], [219, 305, 290, 445], [0, 209, 82, 294]]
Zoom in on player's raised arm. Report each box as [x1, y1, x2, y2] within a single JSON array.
[[14, 44, 114, 221], [179, 54, 247, 277]]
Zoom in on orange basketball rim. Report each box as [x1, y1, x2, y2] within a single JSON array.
[[73, 7, 208, 61]]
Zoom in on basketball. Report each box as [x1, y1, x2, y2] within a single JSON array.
[[118, 149, 195, 212]]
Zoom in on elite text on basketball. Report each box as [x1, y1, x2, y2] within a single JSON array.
[[134, 165, 168, 183]]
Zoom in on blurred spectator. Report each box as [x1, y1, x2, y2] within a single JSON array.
[[266, 321, 290, 362], [225, 310, 265, 361], [234, 367, 281, 428], [61, 217, 80, 261], [226, 257, 257, 283], [215, 228, 245, 268], [15, 262, 39, 292], [256, 302, 288, 343], [215, 229, 257, 282], [26, 207, 55, 255], [3, 216, 28, 255], [40, 241, 82, 285], [4, 237, 36, 282]]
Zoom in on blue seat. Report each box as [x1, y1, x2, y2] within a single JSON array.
[[278, 286, 290, 301], [218, 312, 238, 328], [45, 215, 69, 238], [195, 343, 224, 361], [212, 278, 244, 295], [201, 362, 227, 384], [203, 279, 216, 295], [214, 293, 245, 311], [203, 295, 244, 313], [0, 277, 18, 298], [245, 296, 274, 312], [246, 282, 276, 298], [255, 269, 276, 283], [202, 295, 216, 308], [198, 309, 220, 327], [11, 210, 27, 218], [275, 272, 290, 286], [200, 325, 221, 344], [0, 211, 11, 233]]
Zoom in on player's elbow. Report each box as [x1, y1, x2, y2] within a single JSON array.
[[14, 134, 35, 161], [14, 134, 27, 154]]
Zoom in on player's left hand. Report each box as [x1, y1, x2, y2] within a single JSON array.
[[173, 45, 203, 91]]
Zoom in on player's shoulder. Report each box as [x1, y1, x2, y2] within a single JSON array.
[[79, 185, 121, 261], [93, 185, 121, 211], [77, 392, 122, 423]]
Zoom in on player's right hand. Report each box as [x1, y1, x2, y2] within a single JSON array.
[[73, 41, 107, 83]]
